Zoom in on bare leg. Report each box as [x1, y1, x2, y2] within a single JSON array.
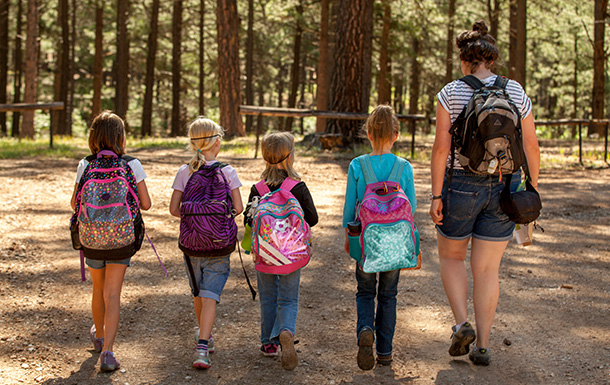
[[194, 297, 203, 325], [89, 267, 106, 339], [197, 298, 217, 341], [437, 232, 470, 324], [100, 264, 127, 352], [470, 238, 508, 349]]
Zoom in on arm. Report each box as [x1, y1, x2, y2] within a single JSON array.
[[343, 162, 358, 254], [521, 113, 540, 189], [70, 183, 78, 210], [169, 190, 183, 217], [137, 180, 152, 210], [231, 188, 244, 215], [429, 102, 452, 226], [298, 183, 318, 227]]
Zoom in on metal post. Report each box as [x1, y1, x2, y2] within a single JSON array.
[[605, 122, 608, 164], [578, 123, 582, 165], [410, 119, 415, 160], [49, 112, 54, 149]]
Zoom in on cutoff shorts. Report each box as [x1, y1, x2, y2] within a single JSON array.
[[435, 169, 521, 242], [86, 257, 131, 269], [183, 254, 230, 303]]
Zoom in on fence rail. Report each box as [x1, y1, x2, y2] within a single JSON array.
[[0, 102, 65, 148]]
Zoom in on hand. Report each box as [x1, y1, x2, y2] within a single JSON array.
[[429, 199, 444, 225], [344, 234, 350, 254]]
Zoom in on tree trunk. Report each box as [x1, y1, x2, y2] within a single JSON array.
[[508, 0, 526, 88], [445, 0, 455, 84], [199, 0, 205, 116], [92, 0, 104, 119], [216, 0, 244, 137], [409, 36, 421, 116], [393, 71, 404, 114], [315, 0, 330, 133], [22, 0, 37, 139], [361, 0, 374, 111], [141, 0, 159, 137], [115, 0, 129, 123], [67, 0, 76, 133], [327, 0, 371, 142], [245, 0, 254, 133], [171, 0, 183, 137], [591, 0, 608, 136], [0, 0, 8, 135], [284, 0, 304, 132], [52, 0, 70, 135], [377, 0, 391, 104], [487, 0, 500, 43], [11, 0, 23, 137]]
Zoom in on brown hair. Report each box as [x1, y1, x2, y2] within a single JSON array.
[[88, 111, 126, 156], [187, 117, 224, 173], [365, 104, 399, 149], [456, 20, 500, 74], [261, 131, 300, 185]]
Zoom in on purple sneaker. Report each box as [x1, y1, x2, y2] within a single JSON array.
[[260, 343, 279, 357], [89, 325, 104, 353], [100, 351, 120, 372]]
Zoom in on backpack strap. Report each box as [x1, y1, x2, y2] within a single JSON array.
[[387, 157, 406, 183], [197, 161, 228, 171], [96, 150, 119, 158], [459, 74, 485, 90], [359, 155, 378, 185], [279, 178, 299, 191], [255, 180, 271, 196], [493, 75, 509, 89]]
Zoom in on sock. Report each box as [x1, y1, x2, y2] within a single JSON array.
[[453, 321, 467, 333], [197, 339, 208, 351]]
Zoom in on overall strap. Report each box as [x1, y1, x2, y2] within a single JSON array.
[[459, 74, 485, 90], [279, 178, 299, 191], [387, 157, 406, 183], [255, 180, 271, 196], [360, 155, 378, 185]]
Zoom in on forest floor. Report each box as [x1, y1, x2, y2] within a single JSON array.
[[0, 140, 609, 385]]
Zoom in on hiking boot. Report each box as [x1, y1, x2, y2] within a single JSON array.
[[357, 328, 375, 371], [89, 325, 104, 353], [449, 322, 476, 356], [376, 354, 393, 366], [260, 343, 279, 357], [279, 330, 298, 370], [99, 351, 120, 372], [194, 329, 214, 354], [193, 348, 211, 369], [469, 346, 491, 366]]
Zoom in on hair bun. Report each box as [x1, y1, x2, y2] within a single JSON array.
[[472, 20, 488, 35]]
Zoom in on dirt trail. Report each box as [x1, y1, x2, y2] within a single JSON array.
[[0, 147, 609, 385]]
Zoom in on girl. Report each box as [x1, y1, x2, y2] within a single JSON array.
[[70, 111, 152, 372], [169, 117, 243, 370], [342, 104, 417, 370], [244, 131, 318, 370], [430, 21, 540, 366]]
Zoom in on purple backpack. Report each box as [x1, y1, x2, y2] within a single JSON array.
[[179, 162, 238, 257]]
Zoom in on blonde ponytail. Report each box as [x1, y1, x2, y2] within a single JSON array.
[[187, 117, 224, 173]]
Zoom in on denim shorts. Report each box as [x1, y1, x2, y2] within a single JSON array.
[[436, 169, 520, 241], [86, 257, 131, 269], [183, 254, 230, 302]]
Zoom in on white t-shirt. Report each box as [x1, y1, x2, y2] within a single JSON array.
[[75, 157, 147, 184], [171, 161, 242, 192]]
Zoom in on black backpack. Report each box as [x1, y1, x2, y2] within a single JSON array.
[[449, 75, 526, 176]]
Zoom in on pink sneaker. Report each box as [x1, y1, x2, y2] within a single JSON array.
[[260, 343, 279, 357], [89, 325, 104, 353]]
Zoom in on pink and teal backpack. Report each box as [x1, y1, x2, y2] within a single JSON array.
[[356, 155, 420, 273], [249, 178, 311, 275]]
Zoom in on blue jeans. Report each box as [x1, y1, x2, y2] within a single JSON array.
[[356, 265, 400, 357], [257, 270, 301, 345]]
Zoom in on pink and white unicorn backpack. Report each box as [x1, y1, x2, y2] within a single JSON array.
[[249, 178, 311, 275]]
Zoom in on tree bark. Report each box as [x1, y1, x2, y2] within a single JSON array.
[[445, 0, 455, 84], [361, 0, 374, 111], [328, 0, 371, 142], [199, 0, 205, 116], [0, 0, 8, 135], [11, 0, 23, 137], [315, 0, 330, 133], [52, 0, 70, 135], [141, 0, 159, 137], [68, 0, 76, 133], [284, 0, 304, 132], [508, 0, 526, 88], [22, 0, 37, 139], [216, 0, 244, 136], [377, 0, 391, 104], [92, 0, 104, 119], [245, 0, 254, 133], [171, 0, 183, 137], [487, 0, 500, 43], [115, 0, 129, 123], [591, 0, 608, 136]]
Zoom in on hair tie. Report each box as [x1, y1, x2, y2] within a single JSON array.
[[268, 151, 291, 165], [196, 149, 202, 154], [191, 134, 220, 141]]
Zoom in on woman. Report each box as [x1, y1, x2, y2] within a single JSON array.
[[429, 20, 540, 366]]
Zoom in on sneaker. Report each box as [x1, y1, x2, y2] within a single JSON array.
[[376, 354, 393, 366], [279, 330, 298, 370], [260, 343, 279, 357], [99, 351, 120, 372], [193, 348, 211, 369], [194, 329, 214, 354], [89, 325, 104, 353], [357, 328, 375, 370], [469, 345, 491, 366], [449, 322, 476, 356]]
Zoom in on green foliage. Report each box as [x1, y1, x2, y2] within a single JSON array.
[[0, 137, 86, 159]]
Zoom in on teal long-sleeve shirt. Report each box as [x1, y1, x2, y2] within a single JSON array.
[[342, 154, 417, 228]]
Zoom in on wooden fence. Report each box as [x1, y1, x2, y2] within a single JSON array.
[[0, 102, 65, 148]]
